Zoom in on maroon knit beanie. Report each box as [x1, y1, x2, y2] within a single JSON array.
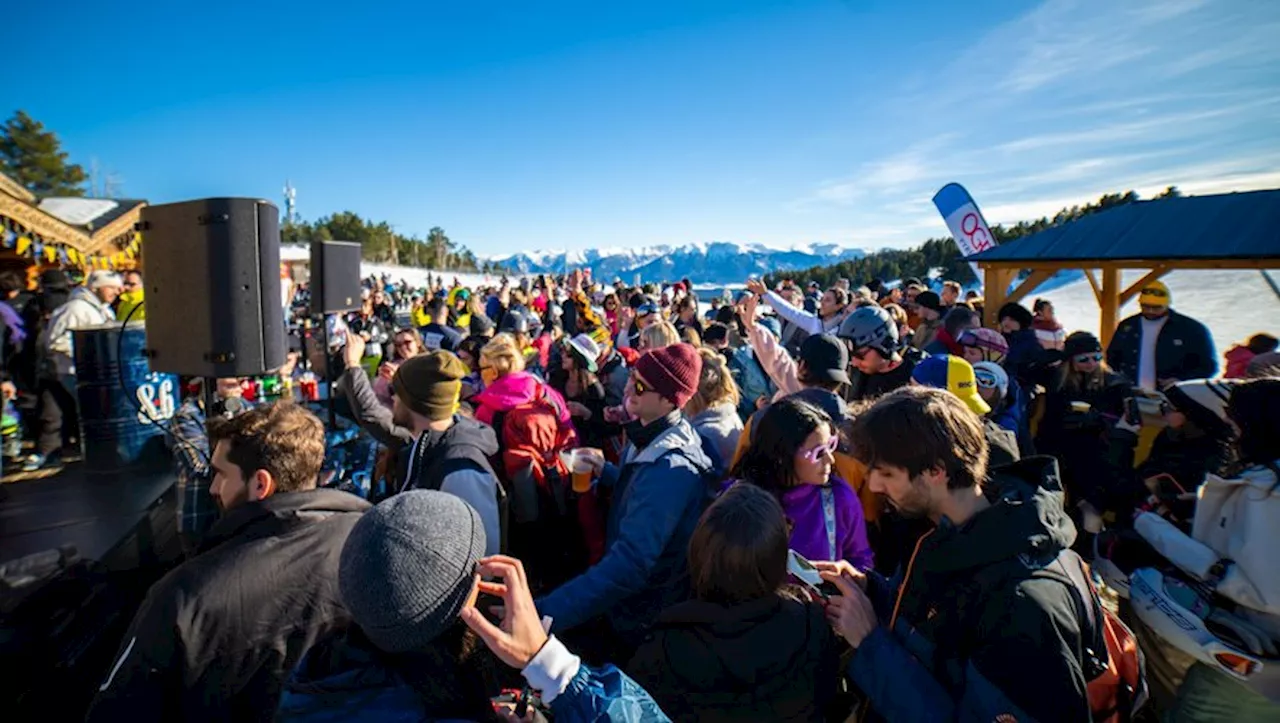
[[634, 343, 702, 409]]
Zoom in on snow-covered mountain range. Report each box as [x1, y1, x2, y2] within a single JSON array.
[[487, 242, 871, 284]]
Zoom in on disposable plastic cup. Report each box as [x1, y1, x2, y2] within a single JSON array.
[[560, 450, 595, 493]]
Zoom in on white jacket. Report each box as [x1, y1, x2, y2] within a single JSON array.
[[44, 287, 116, 376]]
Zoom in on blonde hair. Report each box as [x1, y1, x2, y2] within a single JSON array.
[[480, 333, 526, 376], [639, 321, 680, 351], [685, 348, 740, 417]]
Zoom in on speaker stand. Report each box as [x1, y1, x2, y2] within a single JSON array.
[[319, 314, 337, 430]]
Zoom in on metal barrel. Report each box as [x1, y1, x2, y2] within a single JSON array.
[[73, 322, 179, 473]]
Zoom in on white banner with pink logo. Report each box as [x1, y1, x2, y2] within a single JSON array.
[[932, 183, 997, 291]]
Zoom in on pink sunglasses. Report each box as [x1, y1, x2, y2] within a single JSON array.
[[801, 436, 839, 463]]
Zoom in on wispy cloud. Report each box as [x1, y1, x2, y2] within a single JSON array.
[[789, 0, 1280, 246]]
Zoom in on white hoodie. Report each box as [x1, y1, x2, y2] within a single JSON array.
[[43, 286, 116, 376]]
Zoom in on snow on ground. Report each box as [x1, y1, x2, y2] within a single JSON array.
[[1030, 269, 1280, 357]]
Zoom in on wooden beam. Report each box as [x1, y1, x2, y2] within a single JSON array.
[[1083, 269, 1102, 305], [1100, 268, 1121, 348], [1119, 266, 1170, 306], [1006, 269, 1055, 306], [977, 258, 1280, 272], [982, 266, 1012, 328]]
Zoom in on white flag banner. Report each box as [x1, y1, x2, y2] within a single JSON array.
[[932, 183, 997, 291]]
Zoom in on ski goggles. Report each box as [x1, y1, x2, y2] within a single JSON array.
[[1073, 352, 1104, 364], [635, 302, 659, 317], [974, 370, 1001, 389], [800, 436, 839, 463]]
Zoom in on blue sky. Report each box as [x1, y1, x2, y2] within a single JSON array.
[[8, 0, 1279, 257]]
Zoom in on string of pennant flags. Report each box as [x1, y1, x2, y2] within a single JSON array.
[[0, 215, 141, 269]]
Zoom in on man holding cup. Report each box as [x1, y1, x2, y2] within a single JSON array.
[[537, 343, 714, 662]]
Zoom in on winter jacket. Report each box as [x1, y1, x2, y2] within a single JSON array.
[[688, 402, 742, 476], [726, 477, 874, 570], [1033, 317, 1065, 349], [1222, 344, 1256, 379], [912, 317, 942, 351], [473, 371, 574, 431], [537, 416, 714, 641], [629, 593, 841, 723], [744, 320, 804, 401], [923, 327, 964, 357], [87, 489, 370, 723], [1106, 309, 1217, 385], [340, 367, 502, 552], [846, 347, 924, 402], [727, 343, 776, 422], [846, 457, 1092, 723], [281, 631, 668, 722], [43, 286, 116, 376], [598, 349, 630, 407], [1003, 327, 1048, 389]]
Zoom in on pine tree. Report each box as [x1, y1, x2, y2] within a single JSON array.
[[0, 110, 88, 196]]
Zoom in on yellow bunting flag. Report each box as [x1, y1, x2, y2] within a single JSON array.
[[16, 236, 32, 256]]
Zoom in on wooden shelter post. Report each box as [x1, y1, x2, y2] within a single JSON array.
[[1099, 267, 1121, 348]]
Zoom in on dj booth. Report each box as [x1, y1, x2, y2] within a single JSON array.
[[0, 467, 183, 719]]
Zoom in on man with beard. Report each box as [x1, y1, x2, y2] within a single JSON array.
[[815, 387, 1092, 723], [1105, 280, 1215, 390], [88, 402, 369, 722], [339, 334, 502, 554]]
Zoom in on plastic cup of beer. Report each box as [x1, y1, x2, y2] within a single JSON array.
[[1070, 401, 1091, 413], [560, 450, 595, 493]]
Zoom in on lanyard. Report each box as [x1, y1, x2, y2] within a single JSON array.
[[821, 485, 837, 561]]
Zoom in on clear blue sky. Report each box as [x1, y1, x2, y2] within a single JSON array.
[[9, 0, 1279, 257]]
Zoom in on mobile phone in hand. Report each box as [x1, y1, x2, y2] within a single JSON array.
[[787, 550, 842, 600]]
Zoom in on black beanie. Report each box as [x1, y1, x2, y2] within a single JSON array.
[[1063, 331, 1102, 358]]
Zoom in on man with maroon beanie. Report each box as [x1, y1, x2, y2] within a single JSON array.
[[538, 343, 714, 660]]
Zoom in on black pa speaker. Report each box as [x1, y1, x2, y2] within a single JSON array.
[[310, 240, 362, 313], [140, 198, 285, 377]]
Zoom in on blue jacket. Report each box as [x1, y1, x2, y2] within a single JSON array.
[[727, 344, 776, 423], [538, 419, 713, 640], [1003, 328, 1047, 388], [279, 632, 669, 723]]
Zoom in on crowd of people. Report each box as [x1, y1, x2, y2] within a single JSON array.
[[2, 263, 1278, 721]]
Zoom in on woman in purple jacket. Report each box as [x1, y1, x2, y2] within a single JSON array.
[[729, 398, 874, 571]]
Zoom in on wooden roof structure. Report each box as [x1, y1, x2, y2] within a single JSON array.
[[0, 170, 145, 267], [967, 190, 1280, 346]]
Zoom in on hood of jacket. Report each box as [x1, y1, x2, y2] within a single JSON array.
[[419, 415, 500, 459], [627, 417, 711, 469], [473, 371, 541, 413], [688, 403, 740, 432], [199, 488, 371, 555], [67, 285, 113, 316], [645, 594, 832, 694], [919, 456, 1076, 576]]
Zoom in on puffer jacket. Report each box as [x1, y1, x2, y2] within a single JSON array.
[[537, 415, 714, 641], [629, 593, 840, 722], [43, 286, 116, 375], [473, 371, 574, 431]]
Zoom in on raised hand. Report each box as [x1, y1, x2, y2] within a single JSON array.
[[460, 556, 550, 670]]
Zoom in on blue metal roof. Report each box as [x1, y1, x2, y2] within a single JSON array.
[[967, 190, 1280, 264]]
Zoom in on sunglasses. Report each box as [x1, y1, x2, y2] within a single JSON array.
[[851, 346, 875, 360], [801, 436, 839, 463], [631, 377, 654, 396], [1140, 287, 1169, 298], [394, 339, 417, 348], [1073, 352, 1104, 364]]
